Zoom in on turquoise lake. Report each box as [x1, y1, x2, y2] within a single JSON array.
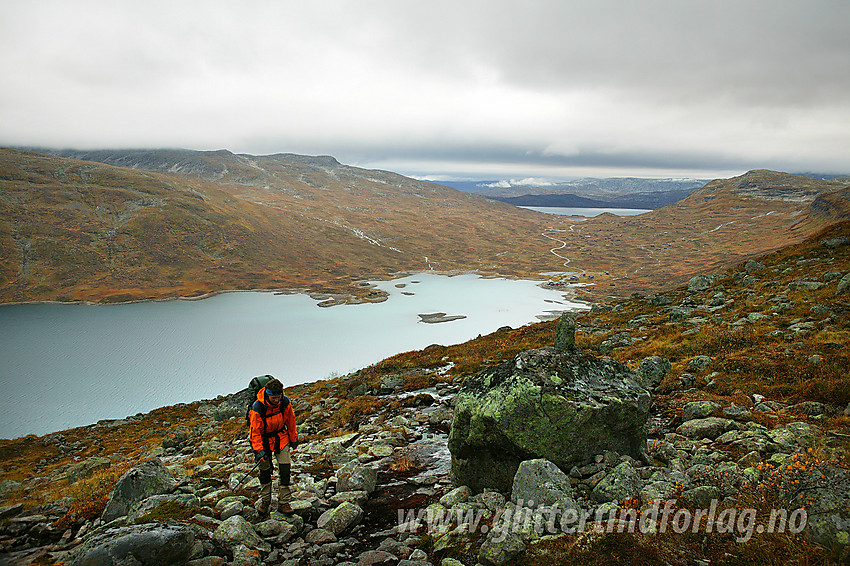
[[0, 273, 589, 439]]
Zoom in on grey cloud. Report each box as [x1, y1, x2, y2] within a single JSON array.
[[1, 0, 848, 178]]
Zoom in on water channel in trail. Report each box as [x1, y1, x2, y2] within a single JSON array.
[[0, 273, 589, 438]]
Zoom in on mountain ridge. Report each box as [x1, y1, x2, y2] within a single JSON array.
[[1, 149, 848, 306]]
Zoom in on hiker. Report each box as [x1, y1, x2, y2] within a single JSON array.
[[248, 377, 299, 515]]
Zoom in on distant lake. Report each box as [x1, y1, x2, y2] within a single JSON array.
[[0, 273, 588, 439], [520, 206, 653, 217]]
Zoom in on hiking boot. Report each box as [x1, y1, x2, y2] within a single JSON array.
[[278, 484, 293, 513], [256, 482, 272, 517]]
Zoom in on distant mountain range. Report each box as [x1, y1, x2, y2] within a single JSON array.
[[1, 148, 848, 304], [441, 177, 708, 210]]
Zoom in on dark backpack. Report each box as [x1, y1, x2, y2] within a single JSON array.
[[245, 374, 274, 428]]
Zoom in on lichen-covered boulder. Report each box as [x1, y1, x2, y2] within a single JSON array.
[[101, 459, 177, 523], [448, 347, 651, 493]]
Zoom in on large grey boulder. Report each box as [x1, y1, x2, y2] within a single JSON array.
[[101, 460, 177, 523], [70, 522, 195, 566], [448, 347, 651, 493]]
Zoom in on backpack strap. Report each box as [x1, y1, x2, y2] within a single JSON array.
[[251, 400, 273, 453]]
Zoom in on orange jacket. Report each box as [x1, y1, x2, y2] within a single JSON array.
[[249, 387, 298, 454]]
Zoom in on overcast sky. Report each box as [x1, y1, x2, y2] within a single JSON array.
[[1, 1, 849, 181]]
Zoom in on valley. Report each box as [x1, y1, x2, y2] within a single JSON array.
[[1, 150, 848, 306]]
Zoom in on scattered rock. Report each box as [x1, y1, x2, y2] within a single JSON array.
[[511, 459, 576, 508], [682, 401, 720, 421], [592, 461, 643, 503], [722, 405, 753, 422], [822, 236, 850, 249], [336, 461, 378, 494], [676, 417, 737, 440], [687, 355, 712, 372], [836, 273, 850, 295], [213, 515, 270, 553], [101, 459, 177, 523], [553, 313, 576, 351], [744, 260, 765, 273], [478, 531, 527, 566], [688, 275, 715, 293], [599, 332, 634, 354], [635, 356, 671, 390], [316, 501, 364, 535]]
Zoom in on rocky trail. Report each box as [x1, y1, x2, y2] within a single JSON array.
[[2, 356, 848, 566]]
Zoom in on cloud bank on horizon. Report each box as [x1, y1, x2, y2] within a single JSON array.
[[1, 0, 849, 180]]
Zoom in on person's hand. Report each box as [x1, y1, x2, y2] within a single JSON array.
[[289, 439, 299, 451], [255, 450, 270, 463]]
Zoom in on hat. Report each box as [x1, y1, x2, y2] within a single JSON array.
[[265, 378, 284, 396]]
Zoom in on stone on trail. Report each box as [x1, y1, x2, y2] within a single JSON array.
[[448, 347, 651, 493], [336, 460, 378, 494], [213, 515, 270, 553], [316, 501, 364, 535]]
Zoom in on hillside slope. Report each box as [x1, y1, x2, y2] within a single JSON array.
[[0, 149, 558, 303], [2, 150, 848, 305], [557, 170, 850, 300]]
